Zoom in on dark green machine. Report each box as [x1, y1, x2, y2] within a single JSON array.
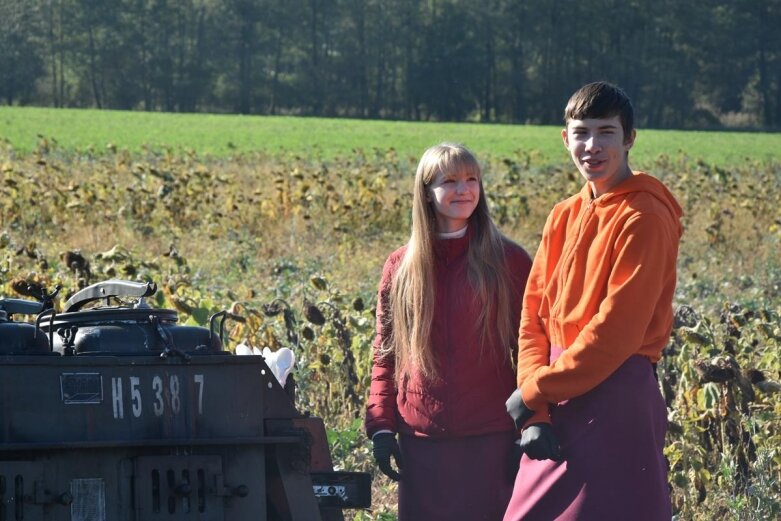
[[0, 280, 370, 520]]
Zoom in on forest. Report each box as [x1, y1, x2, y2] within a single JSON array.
[[1, 0, 780, 129]]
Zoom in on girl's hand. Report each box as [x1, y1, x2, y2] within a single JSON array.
[[372, 432, 403, 481]]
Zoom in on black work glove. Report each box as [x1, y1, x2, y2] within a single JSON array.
[[520, 423, 562, 461], [506, 388, 535, 430], [372, 432, 403, 481]]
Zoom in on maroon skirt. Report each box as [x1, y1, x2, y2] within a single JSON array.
[[503, 346, 671, 521], [398, 430, 516, 521]]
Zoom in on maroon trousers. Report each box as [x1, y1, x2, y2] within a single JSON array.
[[398, 430, 517, 521], [503, 346, 671, 521]]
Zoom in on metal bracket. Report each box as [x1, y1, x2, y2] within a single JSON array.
[[150, 314, 190, 361], [32, 481, 73, 506], [211, 474, 249, 498], [64, 280, 157, 312]]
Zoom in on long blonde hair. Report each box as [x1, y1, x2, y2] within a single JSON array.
[[383, 143, 516, 381]]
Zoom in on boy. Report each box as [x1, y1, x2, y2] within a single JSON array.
[[503, 82, 682, 520]]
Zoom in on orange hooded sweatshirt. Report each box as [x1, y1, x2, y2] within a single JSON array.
[[517, 172, 683, 425]]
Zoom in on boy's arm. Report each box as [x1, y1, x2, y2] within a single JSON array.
[[520, 213, 677, 411], [515, 216, 553, 426]]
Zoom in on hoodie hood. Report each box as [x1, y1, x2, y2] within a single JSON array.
[[580, 171, 683, 237]]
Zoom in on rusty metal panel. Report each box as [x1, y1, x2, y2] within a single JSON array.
[[0, 462, 48, 521], [0, 356, 284, 448], [134, 455, 225, 521]]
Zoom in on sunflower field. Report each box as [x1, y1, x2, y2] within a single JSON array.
[[1, 134, 779, 520]]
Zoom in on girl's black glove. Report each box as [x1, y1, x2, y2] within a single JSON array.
[[520, 423, 562, 461], [372, 432, 403, 481]]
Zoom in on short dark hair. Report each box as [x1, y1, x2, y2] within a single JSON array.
[[564, 82, 634, 139]]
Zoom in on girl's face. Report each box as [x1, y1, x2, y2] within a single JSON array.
[[427, 169, 480, 233]]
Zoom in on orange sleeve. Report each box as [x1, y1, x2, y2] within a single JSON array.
[[520, 213, 676, 411], [515, 215, 553, 426]]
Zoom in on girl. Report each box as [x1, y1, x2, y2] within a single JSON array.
[[365, 143, 532, 520]]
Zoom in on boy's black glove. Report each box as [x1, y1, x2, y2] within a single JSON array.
[[520, 423, 562, 461], [372, 432, 403, 481], [506, 388, 535, 429]]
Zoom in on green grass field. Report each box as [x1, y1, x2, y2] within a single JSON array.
[[1, 106, 779, 167]]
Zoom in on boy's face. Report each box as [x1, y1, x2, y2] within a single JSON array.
[[562, 115, 636, 197]]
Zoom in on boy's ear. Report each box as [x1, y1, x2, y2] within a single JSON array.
[[561, 128, 569, 147], [624, 129, 637, 149]]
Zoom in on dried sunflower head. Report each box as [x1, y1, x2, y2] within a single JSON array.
[[302, 326, 315, 341], [304, 301, 326, 326]]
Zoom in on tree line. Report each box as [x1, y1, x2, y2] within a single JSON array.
[[1, 0, 779, 129]]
